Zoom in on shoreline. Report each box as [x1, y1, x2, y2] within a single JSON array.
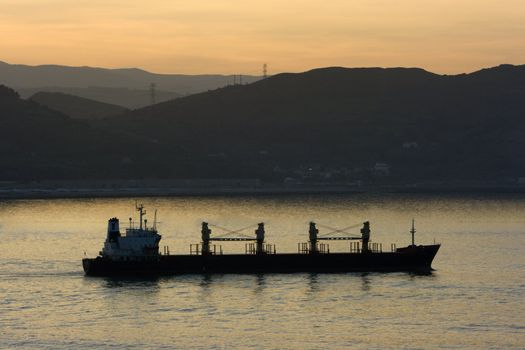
[[1, 185, 525, 200]]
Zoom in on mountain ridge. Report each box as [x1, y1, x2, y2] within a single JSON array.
[[1, 63, 524, 183], [0, 60, 261, 93], [29, 91, 129, 119], [96, 64, 525, 181]]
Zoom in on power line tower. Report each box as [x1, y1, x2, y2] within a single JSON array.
[[149, 83, 156, 105], [263, 63, 267, 78]]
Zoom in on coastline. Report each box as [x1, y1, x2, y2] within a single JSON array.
[[1, 184, 525, 200]]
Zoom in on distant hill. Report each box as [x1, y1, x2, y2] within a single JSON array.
[[97, 64, 525, 181], [0, 85, 165, 180], [18, 86, 180, 109], [30, 92, 128, 119], [1, 64, 524, 184], [0, 60, 261, 95]]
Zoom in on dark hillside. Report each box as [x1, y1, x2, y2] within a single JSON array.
[[18, 86, 180, 109], [1, 64, 524, 184], [0, 85, 162, 180], [29, 92, 128, 120], [98, 65, 525, 181]]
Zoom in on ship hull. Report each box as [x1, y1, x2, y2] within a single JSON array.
[[82, 244, 440, 276]]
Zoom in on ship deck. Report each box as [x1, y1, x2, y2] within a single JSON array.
[[83, 244, 440, 276]]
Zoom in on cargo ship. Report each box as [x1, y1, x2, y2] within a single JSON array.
[[82, 204, 440, 276]]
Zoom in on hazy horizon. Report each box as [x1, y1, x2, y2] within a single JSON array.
[[1, 0, 524, 75], [2, 58, 522, 77]]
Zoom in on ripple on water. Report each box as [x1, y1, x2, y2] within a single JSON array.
[[1, 195, 525, 349]]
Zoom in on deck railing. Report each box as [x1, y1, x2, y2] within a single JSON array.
[[189, 244, 223, 255]]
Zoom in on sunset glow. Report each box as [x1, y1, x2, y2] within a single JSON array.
[[1, 0, 524, 74]]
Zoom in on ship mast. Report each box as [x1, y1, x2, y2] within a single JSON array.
[[136, 203, 146, 230], [153, 209, 158, 231]]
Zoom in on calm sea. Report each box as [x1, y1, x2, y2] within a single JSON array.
[[0, 194, 524, 349]]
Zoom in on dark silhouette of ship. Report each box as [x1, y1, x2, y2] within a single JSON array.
[[82, 205, 440, 276]]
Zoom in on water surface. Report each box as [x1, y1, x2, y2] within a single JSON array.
[[1, 194, 524, 349]]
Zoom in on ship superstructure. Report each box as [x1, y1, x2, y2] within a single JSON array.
[[100, 204, 161, 261]]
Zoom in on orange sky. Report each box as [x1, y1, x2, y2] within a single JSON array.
[[0, 0, 524, 75]]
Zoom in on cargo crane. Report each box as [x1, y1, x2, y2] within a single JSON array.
[[299, 221, 379, 254], [190, 222, 275, 255]]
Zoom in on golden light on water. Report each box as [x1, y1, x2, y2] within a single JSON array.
[[0, 0, 524, 74], [1, 196, 524, 349]]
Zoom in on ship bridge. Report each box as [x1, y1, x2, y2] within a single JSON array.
[[101, 204, 161, 261]]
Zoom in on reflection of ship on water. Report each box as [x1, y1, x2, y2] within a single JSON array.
[[360, 273, 371, 292], [83, 204, 440, 276]]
